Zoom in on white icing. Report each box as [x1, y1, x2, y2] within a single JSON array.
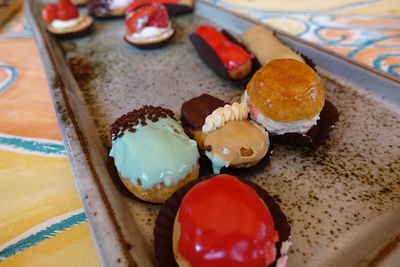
[[202, 102, 249, 134], [244, 91, 320, 135], [129, 24, 173, 42], [51, 14, 85, 29], [110, 0, 131, 10]]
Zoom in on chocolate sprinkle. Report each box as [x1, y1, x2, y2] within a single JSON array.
[[110, 105, 175, 140]]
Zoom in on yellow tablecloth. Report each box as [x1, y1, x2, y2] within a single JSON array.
[[0, 1, 399, 266]]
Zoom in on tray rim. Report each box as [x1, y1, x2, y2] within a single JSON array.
[[24, 0, 400, 266]]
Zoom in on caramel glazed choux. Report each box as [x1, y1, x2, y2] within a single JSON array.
[[181, 94, 270, 174], [109, 105, 200, 203]]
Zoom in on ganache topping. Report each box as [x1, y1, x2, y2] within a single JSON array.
[[110, 105, 175, 140]]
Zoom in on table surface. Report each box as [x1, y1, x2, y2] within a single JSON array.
[[0, 0, 399, 266]]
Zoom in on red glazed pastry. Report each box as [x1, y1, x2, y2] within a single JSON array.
[[42, 0, 93, 37], [172, 175, 290, 267], [124, 3, 175, 49], [190, 25, 253, 81], [126, 0, 193, 16]]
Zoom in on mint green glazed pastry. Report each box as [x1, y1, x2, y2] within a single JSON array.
[[109, 105, 200, 203]]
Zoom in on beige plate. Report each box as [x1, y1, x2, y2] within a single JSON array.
[[25, 0, 400, 266]]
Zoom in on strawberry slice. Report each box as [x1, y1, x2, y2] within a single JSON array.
[[125, 0, 178, 13], [57, 0, 79, 21], [125, 3, 169, 34], [42, 4, 58, 23]]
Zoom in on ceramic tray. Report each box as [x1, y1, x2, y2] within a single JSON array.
[[25, 0, 400, 266]]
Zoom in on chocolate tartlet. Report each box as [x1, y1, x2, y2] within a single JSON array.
[[154, 175, 291, 267]]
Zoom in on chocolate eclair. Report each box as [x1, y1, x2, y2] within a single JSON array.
[[181, 94, 270, 174], [126, 0, 193, 16], [124, 3, 175, 49], [42, 0, 93, 37], [244, 59, 339, 147], [190, 25, 253, 81]]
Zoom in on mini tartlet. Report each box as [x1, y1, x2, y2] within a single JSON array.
[[244, 58, 339, 147], [126, 0, 193, 16], [190, 25, 253, 81], [181, 94, 270, 174], [42, 0, 93, 37], [109, 105, 200, 203], [154, 174, 291, 267], [124, 3, 175, 49], [87, 0, 132, 17]]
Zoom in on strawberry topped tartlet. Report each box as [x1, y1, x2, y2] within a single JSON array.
[[42, 0, 93, 37], [124, 3, 175, 49]]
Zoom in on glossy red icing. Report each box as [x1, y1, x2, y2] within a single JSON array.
[[194, 25, 251, 71], [177, 175, 278, 267], [126, 0, 178, 12]]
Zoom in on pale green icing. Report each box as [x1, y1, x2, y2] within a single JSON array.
[[109, 117, 200, 189], [205, 151, 229, 174]]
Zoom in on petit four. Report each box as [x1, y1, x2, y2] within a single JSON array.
[[109, 105, 200, 203], [190, 25, 253, 81], [125, 3, 175, 49], [126, 0, 193, 16], [181, 94, 269, 174], [153, 174, 291, 267], [42, 0, 93, 37], [88, 0, 132, 17], [245, 59, 338, 147]]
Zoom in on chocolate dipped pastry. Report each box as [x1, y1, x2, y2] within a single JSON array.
[[124, 3, 175, 49], [153, 174, 291, 267], [42, 0, 93, 37], [244, 59, 339, 147], [181, 94, 269, 174], [87, 0, 132, 17], [189, 25, 253, 81], [126, 0, 193, 16], [109, 105, 200, 203]]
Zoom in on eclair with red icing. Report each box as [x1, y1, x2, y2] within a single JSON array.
[[126, 0, 193, 16], [181, 94, 269, 174], [124, 3, 175, 49], [164, 174, 291, 267], [42, 0, 93, 37], [190, 25, 253, 81]]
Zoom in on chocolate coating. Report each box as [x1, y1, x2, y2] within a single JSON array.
[[271, 100, 339, 148], [87, 0, 112, 17], [180, 93, 226, 130]]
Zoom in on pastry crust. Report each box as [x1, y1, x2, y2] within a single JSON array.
[[227, 58, 253, 80], [247, 59, 325, 122], [125, 28, 175, 49], [47, 16, 94, 36], [119, 162, 199, 203]]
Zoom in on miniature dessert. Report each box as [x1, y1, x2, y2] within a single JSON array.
[[109, 105, 200, 203], [181, 94, 269, 174], [244, 59, 339, 147], [87, 0, 132, 17], [242, 25, 305, 66], [125, 3, 175, 49], [190, 25, 253, 81], [171, 175, 291, 267], [126, 0, 193, 16], [42, 0, 93, 37]]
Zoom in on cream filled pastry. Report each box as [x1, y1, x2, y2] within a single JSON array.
[[245, 59, 325, 136], [242, 25, 305, 66], [42, 0, 93, 37], [109, 105, 200, 203], [181, 94, 269, 174], [125, 3, 175, 49], [88, 0, 132, 17]]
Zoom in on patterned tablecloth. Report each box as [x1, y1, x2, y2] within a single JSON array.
[[0, 0, 399, 266]]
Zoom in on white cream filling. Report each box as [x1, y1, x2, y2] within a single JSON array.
[[110, 0, 131, 10], [130, 24, 173, 42], [51, 14, 85, 29], [202, 102, 248, 134], [243, 91, 320, 135]]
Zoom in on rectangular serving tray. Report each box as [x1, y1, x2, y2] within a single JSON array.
[[25, 0, 400, 266]]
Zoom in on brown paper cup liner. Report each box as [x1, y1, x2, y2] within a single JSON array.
[[154, 175, 291, 267]]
